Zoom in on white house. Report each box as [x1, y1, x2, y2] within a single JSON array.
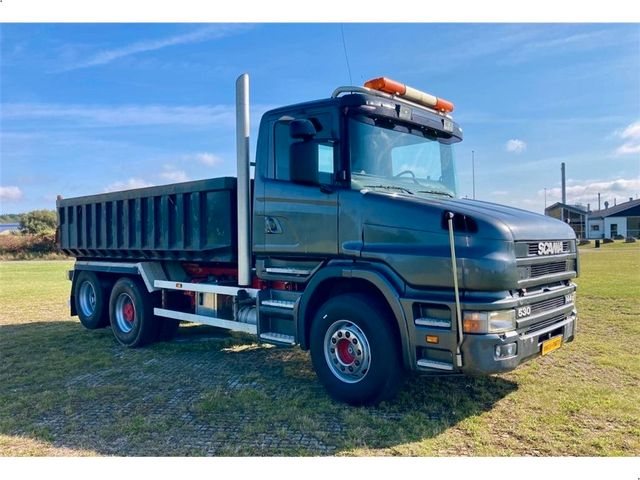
[[586, 198, 640, 239]]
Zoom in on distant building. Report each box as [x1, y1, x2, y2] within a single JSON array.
[[544, 202, 588, 240], [585, 198, 640, 239]]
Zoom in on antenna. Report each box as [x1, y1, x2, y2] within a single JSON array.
[[472, 150, 476, 200], [340, 24, 353, 85]]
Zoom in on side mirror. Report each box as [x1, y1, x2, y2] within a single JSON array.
[[290, 119, 317, 140], [290, 140, 319, 185]]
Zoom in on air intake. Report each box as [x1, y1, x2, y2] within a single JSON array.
[[441, 212, 478, 233]]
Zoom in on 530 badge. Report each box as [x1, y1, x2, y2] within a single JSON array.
[[517, 306, 531, 318]]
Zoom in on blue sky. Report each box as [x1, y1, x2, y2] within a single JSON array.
[[1, 23, 639, 214]]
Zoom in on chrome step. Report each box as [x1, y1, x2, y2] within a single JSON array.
[[259, 332, 295, 345], [417, 359, 454, 371], [415, 317, 452, 328], [261, 299, 295, 309]]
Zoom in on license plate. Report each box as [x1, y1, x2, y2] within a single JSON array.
[[541, 336, 563, 355]]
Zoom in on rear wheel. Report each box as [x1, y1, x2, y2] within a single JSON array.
[[75, 271, 110, 329], [309, 293, 404, 405], [109, 277, 156, 347]]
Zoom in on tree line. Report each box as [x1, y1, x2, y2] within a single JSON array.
[[0, 210, 57, 235]]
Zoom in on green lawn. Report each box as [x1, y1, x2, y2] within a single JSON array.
[[0, 243, 638, 456]]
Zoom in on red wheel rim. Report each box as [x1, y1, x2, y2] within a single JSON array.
[[122, 302, 135, 323], [336, 338, 356, 365]]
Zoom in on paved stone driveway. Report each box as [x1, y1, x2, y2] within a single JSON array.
[[4, 323, 513, 456]]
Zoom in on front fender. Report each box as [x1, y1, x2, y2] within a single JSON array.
[[297, 261, 413, 370]]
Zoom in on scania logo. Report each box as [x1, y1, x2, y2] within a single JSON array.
[[537, 241, 564, 255]]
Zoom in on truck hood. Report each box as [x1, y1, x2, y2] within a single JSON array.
[[340, 189, 578, 291], [390, 193, 576, 241]]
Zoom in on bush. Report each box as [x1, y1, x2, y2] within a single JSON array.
[[613, 234, 624, 240], [625, 237, 637, 243], [578, 239, 591, 246], [603, 238, 614, 244], [0, 233, 63, 260], [19, 210, 57, 235]]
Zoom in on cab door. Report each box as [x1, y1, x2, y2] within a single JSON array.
[[260, 111, 339, 258]]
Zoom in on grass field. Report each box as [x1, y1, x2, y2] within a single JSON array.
[[0, 243, 638, 456]]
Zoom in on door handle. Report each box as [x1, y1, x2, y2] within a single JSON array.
[[265, 216, 283, 234]]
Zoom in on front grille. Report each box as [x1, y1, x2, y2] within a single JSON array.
[[530, 296, 566, 315], [525, 313, 566, 335], [530, 261, 567, 278], [527, 241, 569, 256]]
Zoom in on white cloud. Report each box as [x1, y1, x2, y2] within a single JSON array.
[[104, 178, 154, 193], [616, 143, 640, 155], [159, 170, 189, 183], [615, 121, 640, 156], [491, 190, 508, 196], [57, 25, 253, 72], [539, 178, 640, 207], [621, 121, 640, 140], [502, 29, 623, 65], [0, 186, 24, 201], [194, 152, 224, 166], [2, 103, 236, 128], [505, 139, 527, 154]]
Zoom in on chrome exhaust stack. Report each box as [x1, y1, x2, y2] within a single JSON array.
[[235, 73, 251, 286]]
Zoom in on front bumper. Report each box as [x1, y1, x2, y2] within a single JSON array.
[[403, 283, 577, 375], [459, 309, 577, 375]]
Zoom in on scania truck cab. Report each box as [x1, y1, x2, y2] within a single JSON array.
[[58, 75, 578, 405]]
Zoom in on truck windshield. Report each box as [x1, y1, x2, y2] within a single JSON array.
[[348, 117, 458, 197]]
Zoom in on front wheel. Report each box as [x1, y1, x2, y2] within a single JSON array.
[[309, 293, 404, 405]]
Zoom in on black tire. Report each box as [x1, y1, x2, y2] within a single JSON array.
[[155, 318, 180, 342], [109, 277, 156, 347], [309, 293, 404, 406], [74, 271, 110, 329], [153, 290, 187, 342]]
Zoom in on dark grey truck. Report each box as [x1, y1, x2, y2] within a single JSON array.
[[57, 75, 578, 405]]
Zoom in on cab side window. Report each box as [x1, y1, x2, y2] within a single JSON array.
[[273, 114, 335, 183], [274, 122, 294, 181]]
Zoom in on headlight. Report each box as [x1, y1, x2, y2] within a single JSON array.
[[463, 310, 516, 334]]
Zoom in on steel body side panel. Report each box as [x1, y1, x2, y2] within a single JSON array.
[[57, 177, 237, 262], [74, 260, 139, 275]]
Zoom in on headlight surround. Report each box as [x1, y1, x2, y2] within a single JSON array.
[[463, 309, 516, 334]]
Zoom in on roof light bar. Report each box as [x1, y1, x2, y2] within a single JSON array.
[[364, 77, 454, 113]]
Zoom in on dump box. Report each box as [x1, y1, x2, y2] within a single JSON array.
[[57, 177, 237, 262]]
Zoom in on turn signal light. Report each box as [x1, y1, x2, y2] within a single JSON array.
[[463, 310, 516, 334], [462, 313, 485, 334], [364, 76, 454, 113]]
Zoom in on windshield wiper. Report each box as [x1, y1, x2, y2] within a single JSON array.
[[416, 189, 454, 198], [364, 185, 414, 195]]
